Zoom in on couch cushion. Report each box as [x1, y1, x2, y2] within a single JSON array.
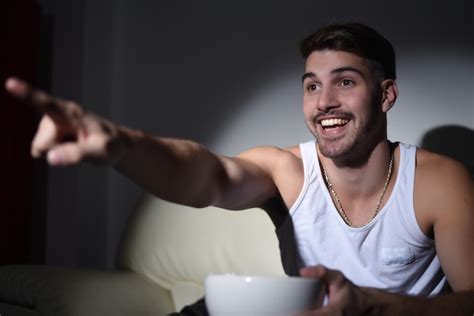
[[170, 282, 205, 312], [0, 303, 39, 316], [0, 265, 175, 316], [117, 195, 285, 306]]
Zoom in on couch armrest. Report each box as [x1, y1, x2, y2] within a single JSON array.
[[0, 265, 176, 316]]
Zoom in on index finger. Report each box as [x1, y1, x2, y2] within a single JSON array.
[[5, 77, 65, 117]]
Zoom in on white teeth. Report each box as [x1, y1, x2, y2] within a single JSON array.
[[321, 118, 349, 127]]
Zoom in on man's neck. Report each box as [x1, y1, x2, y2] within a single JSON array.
[[318, 140, 394, 201]]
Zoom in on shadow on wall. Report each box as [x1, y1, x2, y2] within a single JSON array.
[[420, 125, 474, 178]]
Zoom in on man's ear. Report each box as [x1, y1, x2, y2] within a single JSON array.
[[381, 79, 398, 112]]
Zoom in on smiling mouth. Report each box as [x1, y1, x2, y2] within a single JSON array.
[[320, 118, 350, 129]]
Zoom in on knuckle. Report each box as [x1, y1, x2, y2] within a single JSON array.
[[63, 100, 84, 116], [31, 90, 50, 104], [333, 270, 346, 285]]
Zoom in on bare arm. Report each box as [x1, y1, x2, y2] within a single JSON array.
[[5, 77, 278, 209], [416, 153, 474, 292], [360, 287, 474, 316], [113, 131, 279, 208]]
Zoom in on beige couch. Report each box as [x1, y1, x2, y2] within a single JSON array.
[[0, 195, 285, 315]]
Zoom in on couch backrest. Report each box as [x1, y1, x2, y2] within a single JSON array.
[[117, 195, 285, 310]]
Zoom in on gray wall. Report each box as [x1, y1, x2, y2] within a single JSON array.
[[39, 0, 473, 268]]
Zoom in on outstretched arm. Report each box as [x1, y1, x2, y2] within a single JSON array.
[[113, 134, 279, 208], [5, 77, 278, 209]]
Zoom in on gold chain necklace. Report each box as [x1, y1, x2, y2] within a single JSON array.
[[321, 151, 394, 227]]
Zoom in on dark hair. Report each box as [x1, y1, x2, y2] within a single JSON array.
[[300, 23, 396, 79]]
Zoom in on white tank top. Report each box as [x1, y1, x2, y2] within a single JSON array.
[[276, 141, 448, 296]]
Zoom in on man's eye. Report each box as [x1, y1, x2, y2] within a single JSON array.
[[340, 79, 354, 86], [306, 83, 319, 92]]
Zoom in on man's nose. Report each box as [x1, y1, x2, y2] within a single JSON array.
[[317, 86, 339, 112]]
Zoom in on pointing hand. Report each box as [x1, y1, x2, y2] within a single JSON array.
[[5, 77, 128, 166]]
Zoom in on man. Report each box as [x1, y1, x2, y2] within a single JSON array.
[[5, 23, 473, 315]]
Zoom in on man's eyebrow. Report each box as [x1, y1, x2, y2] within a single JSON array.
[[301, 67, 365, 83], [301, 72, 315, 83], [331, 66, 364, 77]]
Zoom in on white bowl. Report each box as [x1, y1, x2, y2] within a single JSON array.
[[205, 274, 325, 316]]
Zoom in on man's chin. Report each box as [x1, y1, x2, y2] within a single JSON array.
[[316, 137, 350, 158], [317, 143, 349, 160]]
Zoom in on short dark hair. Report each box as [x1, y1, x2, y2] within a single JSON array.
[[300, 23, 396, 79]]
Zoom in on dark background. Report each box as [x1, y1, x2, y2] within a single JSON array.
[[3, 0, 473, 268]]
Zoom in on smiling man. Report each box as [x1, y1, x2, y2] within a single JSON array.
[[5, 23, 473, 315]]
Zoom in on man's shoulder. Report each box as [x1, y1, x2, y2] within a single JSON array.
[[233, 144, 305, 183], [414, 147, 473, 217], [237, 144, 306, 206], [237, 144, 303, 165], [415, 148, 469, 179]]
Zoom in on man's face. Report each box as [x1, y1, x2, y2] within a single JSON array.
[[302, 49, 385, 162]]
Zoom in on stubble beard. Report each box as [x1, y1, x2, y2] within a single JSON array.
[[313, 107, 385, 168]]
